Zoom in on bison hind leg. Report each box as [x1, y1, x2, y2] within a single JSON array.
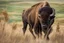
[[22, 21, 28, 35]]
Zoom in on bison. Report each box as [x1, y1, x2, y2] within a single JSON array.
[[22, 1, 55, 40]]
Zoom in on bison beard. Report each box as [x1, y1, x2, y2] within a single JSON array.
[[22, 1, 55, 40]]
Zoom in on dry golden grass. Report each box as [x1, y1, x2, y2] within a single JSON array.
[[0, 10, 9, 22], [56, 22, 60, 32], [0, 20, 64, 43]]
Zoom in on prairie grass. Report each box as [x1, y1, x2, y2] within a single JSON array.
[[0, 19, 64, 43]]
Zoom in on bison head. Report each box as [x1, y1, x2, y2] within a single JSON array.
[[38, 6, 55, 30]]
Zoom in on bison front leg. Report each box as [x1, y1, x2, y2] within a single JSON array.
[[39, 32, 42, 39], [44, 27, 52, 40], [29, 27, 36, 39], [34, 28, 40, 38]]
